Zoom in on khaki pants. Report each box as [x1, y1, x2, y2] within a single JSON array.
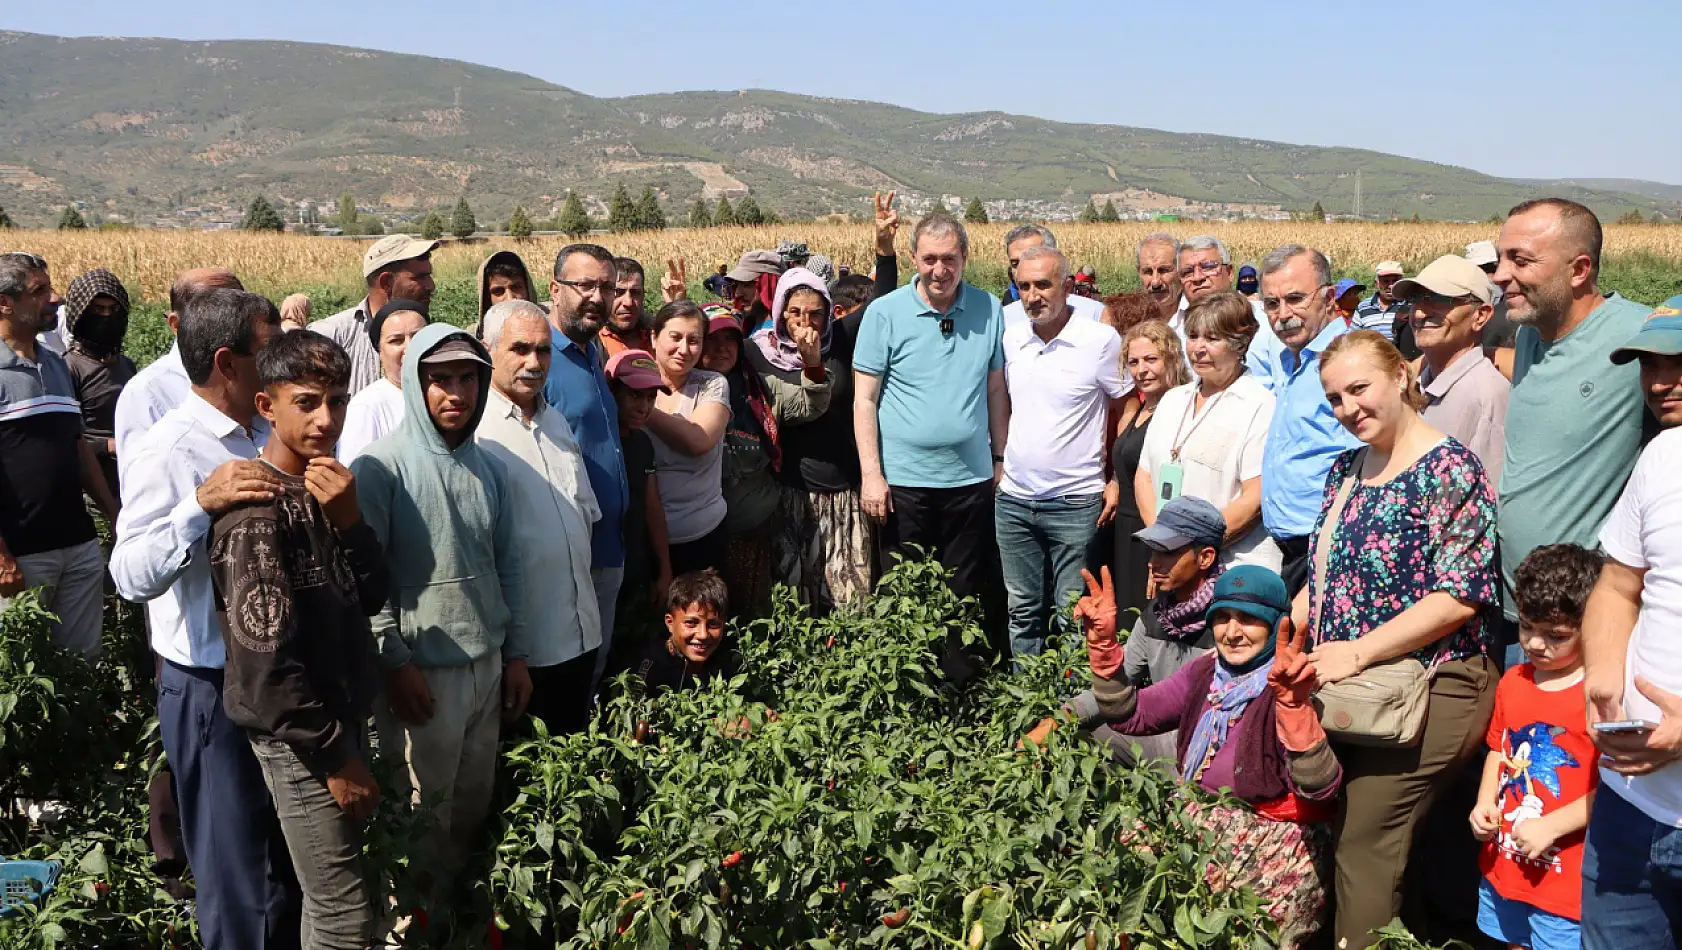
[[1330, 654, 1496, 950], [0, 539, 105, 659], [374, 653, 502, 891]]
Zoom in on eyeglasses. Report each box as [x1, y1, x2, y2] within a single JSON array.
[[1396, 292, 1479, 314], [556, 279, 614, 297], [1177, 259, 1226, 279], [1260, 284, 1331, 314]]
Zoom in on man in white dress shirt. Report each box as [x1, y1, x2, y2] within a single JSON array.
[[111, 288, 300, 949], [474, 300, 603, 731], [113, 267, 243, 465]]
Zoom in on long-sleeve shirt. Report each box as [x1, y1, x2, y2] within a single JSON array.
[[473, 388, 603, 669], [111, 392, 268, 668], [309, 299, 382, 396], [209, 472, 387, 774], [112, 343, 190, 471]]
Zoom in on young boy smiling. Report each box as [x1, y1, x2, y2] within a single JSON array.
[[208, 330, 389, 946], [625, 568, 734, 695]]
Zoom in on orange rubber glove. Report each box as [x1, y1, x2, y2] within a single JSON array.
[[1268, 618, 1326, 752], [1075, 567, 1124, 680]]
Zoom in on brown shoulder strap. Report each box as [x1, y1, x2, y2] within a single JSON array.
[[1310, 447, 1367, 636]]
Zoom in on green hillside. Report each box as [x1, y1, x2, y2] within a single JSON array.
[[0, 30, 1673, 227]]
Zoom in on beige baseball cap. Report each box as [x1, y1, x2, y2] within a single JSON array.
[[362, 234, 439, 278], [1374, 261, 1404, 277], [1393, 255, 1494, 304]]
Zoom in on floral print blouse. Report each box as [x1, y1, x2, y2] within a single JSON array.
[[1307, 440, 1498, 666]]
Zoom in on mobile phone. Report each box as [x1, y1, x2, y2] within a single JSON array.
[[1593, 719, 1658, 735]]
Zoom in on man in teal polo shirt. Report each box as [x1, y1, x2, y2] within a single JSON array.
[[1497, 198, 1651, 644], [853, 211, 1007, 646]]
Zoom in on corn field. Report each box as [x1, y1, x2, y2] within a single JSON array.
[[7, 222, 1682, 306]]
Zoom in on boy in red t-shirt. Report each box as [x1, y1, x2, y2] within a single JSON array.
[[1470, 544, 1602, 950]]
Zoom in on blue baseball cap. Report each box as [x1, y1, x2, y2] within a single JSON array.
[[1134, 496, 1226, 552], [1204, 565, 1289, 633], [1237, 264, 1258, 279], [1611, 295, 1682, 365], [1333, 277, 1366, 299]]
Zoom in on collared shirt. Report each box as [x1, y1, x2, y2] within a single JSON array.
[[475, 388, 603, 668], [111, 392, 268, 669], [1001, 293, 1106, 332], [542, 328, 628, 568], [1261, 318, 1360, 539], [1500, 292, 1650, 619], [113, 342, 190, 472], [0, 337, 94, 556], [1352, 292, 1398, 340], [338, 377, 404, 463], [1420, 349, 1509, 484], [853, 279, 1004, 488], [309, 299, 381, 395], [1178, 295, 1281, 390], [1000, 313, 1126, 499]]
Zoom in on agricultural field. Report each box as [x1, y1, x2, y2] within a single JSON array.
[[7, 222, 1680, 367]]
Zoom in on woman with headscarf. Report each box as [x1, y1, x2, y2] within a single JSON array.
[[61, 269, 137, 497], [698, 281, 830, 618], [1026, 565, 1340, 948], [745, 269, 874, 614], [338, 299, 429, 463]]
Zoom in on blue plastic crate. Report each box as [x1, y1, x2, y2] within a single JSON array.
[[0, 858, 61, 917]]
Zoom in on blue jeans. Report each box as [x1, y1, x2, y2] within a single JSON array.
[[994, 491, 1103, 661], [1582, 783, 1682, 950]]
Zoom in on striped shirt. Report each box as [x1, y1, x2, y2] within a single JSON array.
[[0, 338, 96, 556]]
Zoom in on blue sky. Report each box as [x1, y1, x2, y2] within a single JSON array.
[[7, 0, 1680, 184]]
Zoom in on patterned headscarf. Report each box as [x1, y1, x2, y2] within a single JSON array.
[[64, 269, 131, 358], [805, 254, 836, 283]]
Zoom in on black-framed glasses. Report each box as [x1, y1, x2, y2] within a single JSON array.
[[1260, 284, 1331, 314], [556, 279, 613, 297]]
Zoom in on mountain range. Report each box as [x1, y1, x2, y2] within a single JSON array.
[[0, 29, 1675, 228]]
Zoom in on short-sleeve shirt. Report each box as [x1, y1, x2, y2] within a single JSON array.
[[1000, 314, 1125, 500], [1480, 665, 1596, 921], [0, 340, 95, 557], [651, 370, 730, 544], [1420, 350, 1509, 486], [1307, 440, 1499, 667], [1139, 373, 1280, 570], [1598, 427, 1682, 825], [1500, 293, 1649, 620], [853, 279, 1004, 488]]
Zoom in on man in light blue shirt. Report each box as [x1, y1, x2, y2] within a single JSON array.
[[854, 212, 1007, 659], [1257, 245, 1360, 594]]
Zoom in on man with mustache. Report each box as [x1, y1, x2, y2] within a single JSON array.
[[542, 245, 630, 679], [1176, 235, 1280, 385], [475, 300, 601, 733], [1399, 255, 1509, 481], [1136, 233, 1183, 325], [311, 234, 437, 396], [1496, 198, 1649, 648], [1610, 295, 1682, 430], [1255, 244, 1359, 594]]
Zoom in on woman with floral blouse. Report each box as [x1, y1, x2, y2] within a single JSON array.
[[1292, 329, 1499, 950]]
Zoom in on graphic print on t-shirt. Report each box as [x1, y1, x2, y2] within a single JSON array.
[[1494, 721, 1581, 872]]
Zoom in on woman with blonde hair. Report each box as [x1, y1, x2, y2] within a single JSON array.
[[1107, 320, 1190, 613], [1296, 329, 1499, 949]]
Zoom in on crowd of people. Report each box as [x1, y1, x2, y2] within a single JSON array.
[[2, 192, 1682, 950]]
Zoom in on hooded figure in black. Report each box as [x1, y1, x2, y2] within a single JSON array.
[[62, 268, 136, 494]]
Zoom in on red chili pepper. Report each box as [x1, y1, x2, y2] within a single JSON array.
[[882, 908, 910, 928], [825, 636, 835, 649], [837, 880, 847, 893], [722, 850, 743, 868]]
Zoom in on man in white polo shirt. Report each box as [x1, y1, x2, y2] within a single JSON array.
[[999, 225, 1106, 330], [996, 245, 1127, 661]]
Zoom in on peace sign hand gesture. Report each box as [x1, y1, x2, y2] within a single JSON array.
[[1074, 567, 1124, 679], [873, 191, 899, 257], [1267, 617, 1317, 709], [662, 257, 689, 304]]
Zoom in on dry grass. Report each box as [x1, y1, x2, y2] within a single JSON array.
[[7, 222, 1682, 305]]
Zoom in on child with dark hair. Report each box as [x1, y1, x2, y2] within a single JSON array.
[[1469, 543, 1602, 950], [208, 329, 389, 946], [623, 569, 735, 695]]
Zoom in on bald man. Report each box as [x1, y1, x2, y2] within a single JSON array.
[[113, 267, 243, 464]]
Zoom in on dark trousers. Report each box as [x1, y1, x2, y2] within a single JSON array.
[[670, 523, 728, 578], [878, 481, 1005, 672], [524, 651, 598, 736], [1275, 534, 1311, 598], [158, 660, 302, 950]]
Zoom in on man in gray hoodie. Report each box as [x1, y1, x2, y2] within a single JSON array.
[[349, 323, 530, 896]]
